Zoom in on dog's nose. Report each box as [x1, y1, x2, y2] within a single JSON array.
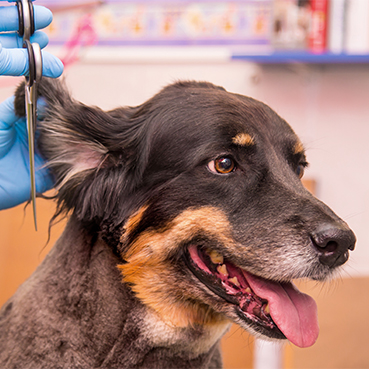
[[311, 224, 356, 268]]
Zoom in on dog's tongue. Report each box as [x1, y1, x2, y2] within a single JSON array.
[[244, 271, 319, 348]]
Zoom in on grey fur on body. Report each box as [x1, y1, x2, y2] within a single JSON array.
[[0, 218, 223, 369]]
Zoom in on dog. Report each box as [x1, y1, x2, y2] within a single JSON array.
[[0, 78, 355, 368]]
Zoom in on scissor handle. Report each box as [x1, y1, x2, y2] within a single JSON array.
[[32, 42, 42, 83], [23, 40, 35, 84], [23, 40, 42, 88], [17, 0, 35, 41]]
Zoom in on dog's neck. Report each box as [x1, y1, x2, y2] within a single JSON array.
[[0, 216, 227, 368]]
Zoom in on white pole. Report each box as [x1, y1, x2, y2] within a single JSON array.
[[253, 339, 284, 369]]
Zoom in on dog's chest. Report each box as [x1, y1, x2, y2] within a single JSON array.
[[141, 308, 231, 357]]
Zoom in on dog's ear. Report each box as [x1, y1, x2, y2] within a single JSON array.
[[14, 78, 143, 229]]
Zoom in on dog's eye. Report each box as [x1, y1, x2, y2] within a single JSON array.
[[208, 157, 236, 174], [296, 165, 305, 179]]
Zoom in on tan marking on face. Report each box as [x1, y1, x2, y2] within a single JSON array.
[[118, 206, 234, 328], [232, 133, 254, 147], [293, 140, 305, 155], [120, 205, 148, 244]]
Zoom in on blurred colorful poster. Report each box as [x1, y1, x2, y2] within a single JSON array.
[[38, 1, 272, 46]]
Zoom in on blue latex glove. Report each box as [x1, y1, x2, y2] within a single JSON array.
[[0, 2, 63, 209], [0, 96, 53, 209], [0, 2, 64, 77]]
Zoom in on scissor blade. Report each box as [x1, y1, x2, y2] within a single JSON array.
[[25, 86, 37, 231]]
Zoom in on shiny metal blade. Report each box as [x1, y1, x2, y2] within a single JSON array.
[[25, 85, 37, 231]]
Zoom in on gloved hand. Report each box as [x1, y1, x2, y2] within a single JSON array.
[[0, 2, 64, 77], [0, 1, 63, 209], [0, 96, 53, 209]]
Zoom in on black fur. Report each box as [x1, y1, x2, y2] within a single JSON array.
[[15, 81, 235, 245], [14, 80, 309, 251]]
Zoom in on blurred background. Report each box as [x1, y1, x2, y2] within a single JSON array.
[[1, 0, 369, 368]]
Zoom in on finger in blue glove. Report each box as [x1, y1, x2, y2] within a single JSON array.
[[0, 44, 64, 77], [0, 5, 53, 33]]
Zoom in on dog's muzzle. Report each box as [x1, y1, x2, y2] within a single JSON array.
[[184, 220, 356, 348]]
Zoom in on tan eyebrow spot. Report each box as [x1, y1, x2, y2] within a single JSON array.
[[232, 133, 254, 147], [293, 141, 305, 155]]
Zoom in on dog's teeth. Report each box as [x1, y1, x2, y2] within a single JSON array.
[[245, 287, 252, 295], [217, 264, 228, 277], [208, 250, 224, 264], [264, 303, 270, 315], [253, 307, 262, 319], [229, 276, 240, 287]]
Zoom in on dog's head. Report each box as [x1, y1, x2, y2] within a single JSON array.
[[15, 79, 355, 348]]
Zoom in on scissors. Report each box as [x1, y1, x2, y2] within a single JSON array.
[[17, 0, 42, 231]]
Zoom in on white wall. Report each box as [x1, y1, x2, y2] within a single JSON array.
[[1, 57, 368, 276]]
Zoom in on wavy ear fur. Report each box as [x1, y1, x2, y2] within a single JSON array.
[[14, 78, 150, 244]]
